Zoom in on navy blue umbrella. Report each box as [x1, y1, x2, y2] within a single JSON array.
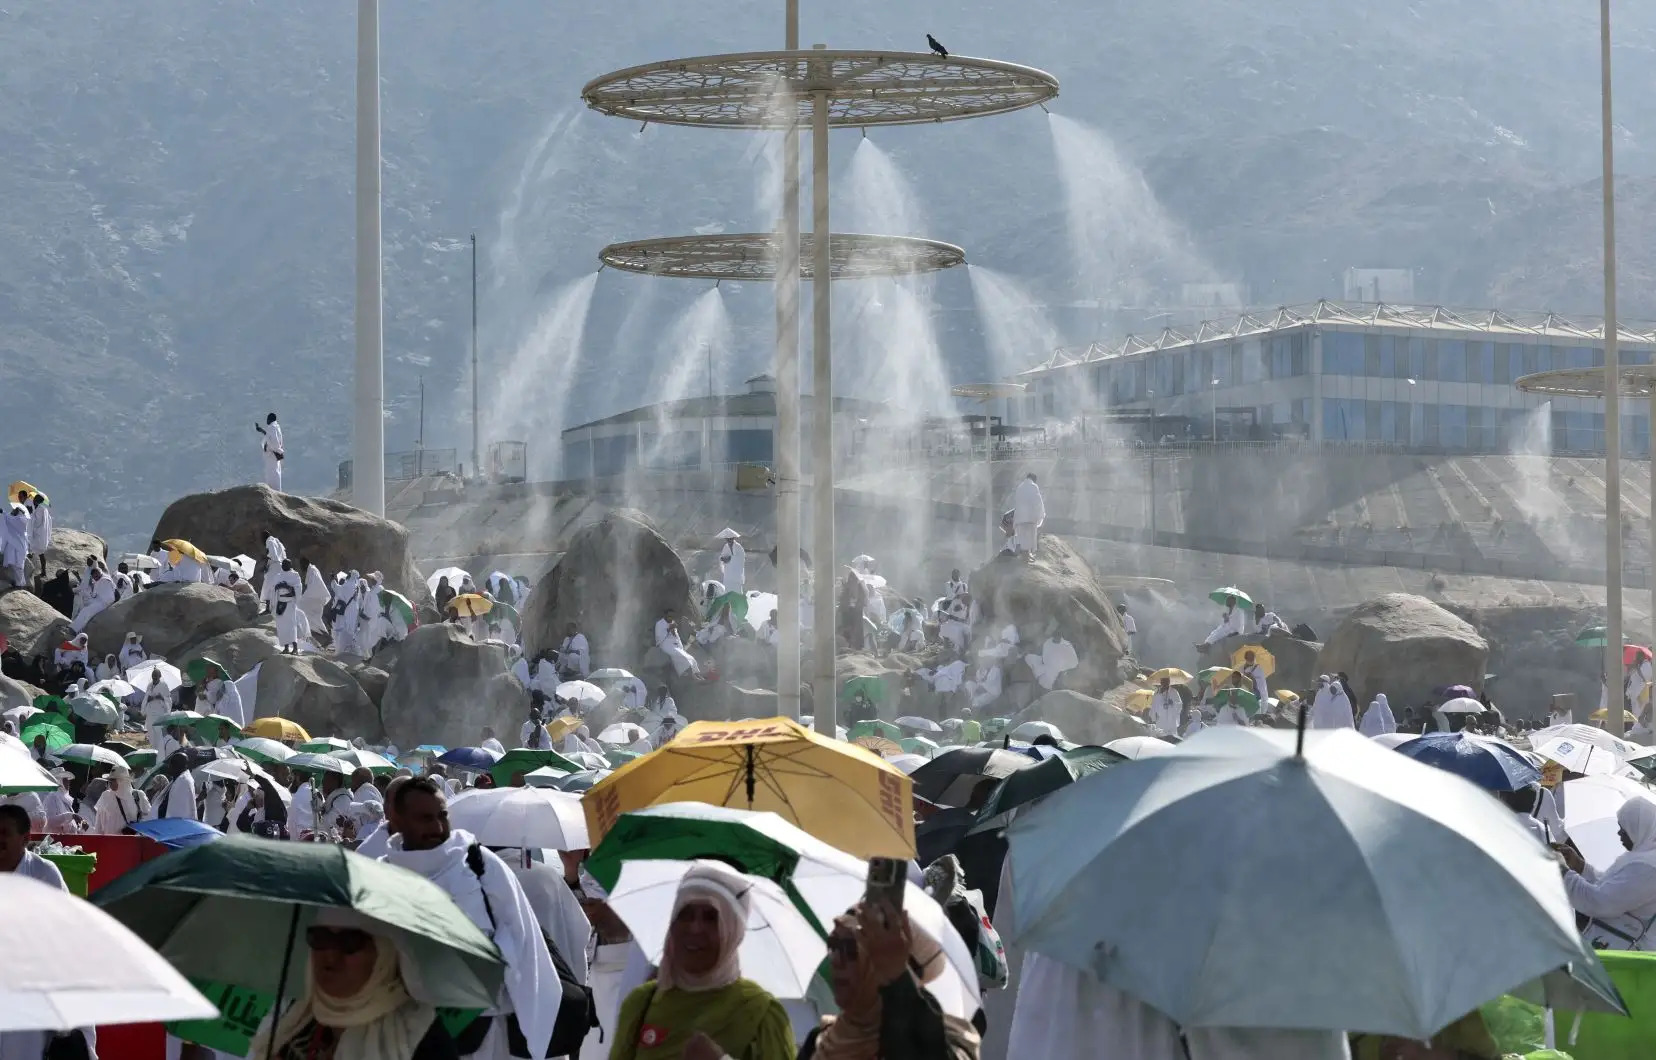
[[1392, 732, 1539, 791], [436, 746, 501, 772]]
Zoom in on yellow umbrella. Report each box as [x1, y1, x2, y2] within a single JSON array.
[[545, 714, 583, 743], [162, 538, 208, 565], [854, 735, 903, 756], [1125, 688, 1155, 713], [1231, 644, 1276, 677], [1591, 708, 1639, 726], [1275, 689, 1301, 704], [246, 717, 311, 743], [1205, 667, 1246, 690], [1147, 667, 1193, 685], [449, 593, 493, 618], [6, 481, 45, 504], [583, 716, 915, 858]]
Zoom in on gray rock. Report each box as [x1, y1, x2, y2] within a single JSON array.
[[667, 677, 777, 722], [710, 636, 776, 690], [152, 484, 428, 604], [0, 589, 74, 657], [970, 536, 1133, 694], [380, 624, 525, 749], [1316, 593, 1490, 711], [520, 510, 698, 672], [42, 528, 108, 582], [1258, 632, 1323, 695], [350, 665, 391, 707], [1014, 689, 1148, 745], [0, 673, 46, 711], [255, 654, 383, 741], [84, 582, 254, 661], [178, 626, 281, 679]]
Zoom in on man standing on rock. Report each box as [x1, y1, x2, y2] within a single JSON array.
[[266, 559, 305, 654], [0, 502, 28, 588], [1012, 472, 1044, 558], [22, 491, 50, 587], [255, 411, 285, 490], [1149, 675, 1183, 735]]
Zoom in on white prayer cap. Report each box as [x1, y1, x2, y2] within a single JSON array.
[[715, 528, 742, 540]]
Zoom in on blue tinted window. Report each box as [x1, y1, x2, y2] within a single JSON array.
[[718, 429, 773, 463], [1439, 340, 1466, 382]]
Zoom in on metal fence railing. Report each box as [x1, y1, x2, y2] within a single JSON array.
[[338, 449, 459, 490]]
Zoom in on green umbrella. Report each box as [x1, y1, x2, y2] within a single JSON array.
[[337, 748, 398, 775], [231, 737, 295, 766], [1208, 585, 1254, 609], [605, 748, 643, 768], [190, 714, 244, 742], [489, 747, 581, 788], [971, 745, 1125, 832], [298, 737, 351, 753], [1214, 687, 1263, 716], [587, 802, 851, 933], [92, 836, 504, 1014], [125, 749, 158, 771], [848, 719, 901, 742], [840, 675, 887, 706], [704, 590, 748, 624], [66, 694, 122, 727], [1576, 626, 1609, 648], [184, 657, 229, 684], [1194, 666, 1229, 688], [20, 715, 72, 751], [489, 600, 521, 629], [158, 711, 206, 728], [900, 736, 941, 757], [32, 694, 68, 716], [378, 588, 414, 626]]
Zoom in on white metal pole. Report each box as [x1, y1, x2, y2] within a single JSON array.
[[984, 412, 994, 558], [1602, 0, 1625, 737], [1649, 383, 1655, 676], [471, 233, 480, 481], [810, 66, 836, 738], [774, 10, 803, 720], [353, 0, 386, 515]]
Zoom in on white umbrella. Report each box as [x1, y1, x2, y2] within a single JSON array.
[[447, 786, 589, 850], [118, 552, 161, 572], [1562, 774, 1656, 873], [597, 723, 649, 746], [1006, 726, 1617, 1037], [232, 736, 296, 764], [229, 554, 256, 580], [88, 678, 138, 701], [1369, 732, 1419, 750], [426, 566, 472, 596], [885, 753, 932, 774], [554, 681, 606, 710], [896, 716, 943, 734], [1011, 720, 1065, 742], [0, 875, 217, 1030], [0, 746, 59, 794], [564, 751, 611, 772], [609, 859, 825, 1000], [1535, 736, 1622, 776], [2, 705, 41, 725], [336, 748, 397, 773], [521, 766, 566, 789], [743, 591, 779, 632], [126, 659, 183, 692], [1104, 735, 1176, 760], [1530, 723, 1644, 761], [197, 757, 251, 784], [285, 752, 352, 777], [1437, 696, 1485, 714], [588, 667, 637, 685]]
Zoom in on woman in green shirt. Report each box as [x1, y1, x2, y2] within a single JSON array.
[[610, 861, 796, 1060]]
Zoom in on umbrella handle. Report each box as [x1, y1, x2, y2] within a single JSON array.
[[1294, 703, 1308, 758], [267, 904, 300, 1060]]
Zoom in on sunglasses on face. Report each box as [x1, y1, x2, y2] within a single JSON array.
[[827, 935, 858, 962], [305, 927, 372, 955]]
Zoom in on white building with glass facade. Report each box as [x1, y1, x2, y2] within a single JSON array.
[[1012, 301, 1656, 455]]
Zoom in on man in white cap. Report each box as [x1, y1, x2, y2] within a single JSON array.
[[716, 528, 745, 593]]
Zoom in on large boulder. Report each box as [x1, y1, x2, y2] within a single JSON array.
[[1259, 632, 1322, 696], [521, 510, 698, 669], [1013, 688, 1148, 745], [969, 537, 1133, 693], [152, 484, 427, 603], [0, 589, 74, 657], [84, 583, 257, 661], [1316, 593, 1489, 711], [666, 677, 778, 723], [253, 654, 383, 742], [178, 626, 281, 679], [42, 528, 107, 580], [380, 624, 525, 749], [349, 665, 391, 708], [0, 673, 46, 711]]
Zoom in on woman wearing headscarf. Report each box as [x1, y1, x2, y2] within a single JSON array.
[[610, 862, 794, 1060], [248, 910, 459, 1060], [1561, 797, 1656, 950], [92, 764, 150, 834], [1357, 693, 1396, 737]]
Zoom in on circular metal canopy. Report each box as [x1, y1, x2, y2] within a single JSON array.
[[599, 232, 966, 281], [1516, 366, 1656, 398], [582, 50, 1058, 128]]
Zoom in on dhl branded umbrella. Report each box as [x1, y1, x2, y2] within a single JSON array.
[[1146, 668, 1193, 685], [246, 717, 311, 743], [6, 481, 45, 504], [448, 593, 493, 618], [583, 717, 916, 859], [162, 539, 208, 566], [545, 715, 584, 744], [1231, 645, 1276, 677], [1125, 689, 1155, 714], [1592, 708, 1640, 726]]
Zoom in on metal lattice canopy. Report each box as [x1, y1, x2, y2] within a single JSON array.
[[599, 233, 965, 281], [582, 50, 1058, 128], [1516, 366, 1656, 398]]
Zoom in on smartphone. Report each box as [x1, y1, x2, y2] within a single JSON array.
[[865, 856, 907, 912]]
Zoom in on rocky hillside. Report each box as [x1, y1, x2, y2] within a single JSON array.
[[6, 0, 1656, 544]]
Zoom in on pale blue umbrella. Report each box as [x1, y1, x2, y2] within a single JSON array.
[[1006, 726, 1619, 1038]]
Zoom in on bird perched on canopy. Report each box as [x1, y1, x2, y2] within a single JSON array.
[[926, 33, 948, 57]]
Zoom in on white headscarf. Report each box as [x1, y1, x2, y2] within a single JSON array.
[[1616, 798, 1656, 872], [657, 861, 751, 993], [1359, 693, 1396, 736]]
